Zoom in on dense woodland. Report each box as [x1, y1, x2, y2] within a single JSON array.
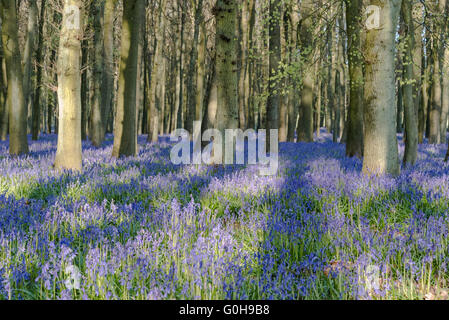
[[0, 0, 449, 173], [5, 0, 449, 301]]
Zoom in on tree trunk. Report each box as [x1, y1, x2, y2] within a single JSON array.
[[1, 0, 29, 155], [54, 0, 83, 170], [23, 0, 38, 137], [185, 0, 203, 135], [297, 0, 314, 142], [176, 2, 185, 130], [195, 18, 206, 129], [0, 43, 7, 141], [441, 46, 449, 144], [402, 0, 418, 166], [345, 0, 364, 158], [147, 0, 166, 142], [112, 0, 144, 157], [362, 0, 401, 176], [81, 38, 88, 141], [32, 0, 46, 141], [412, 2, 424, 144], [102, 0, 116, 137], [287, 0, 299, 142], [215, 0, 239, 161], [265, 0, 281, 146], [428, 0, 447, 144], [89, 0, 105, 147]]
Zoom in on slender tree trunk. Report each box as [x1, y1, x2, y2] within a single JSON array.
[[202, 64, 217, 133], [397, 79, 403, 133], [440, 3, 449, 144], [0, 42, 7, 141], [337, 12, 346, 142], [362, 0, 401, 176], [265, 0, 281, 146], [147, 0, 166, 142], [54, 0, 84, 170], [112, 0, 144, 157], [441, 46, 449, 144], [297, 0, 314, 142], [176, 2, 185, 130], [402, 0, 418, 166], [80, 38, 88, 141], [287, 0, 299, 142], [345, 0, 364, 158], [102, 0, 116, 137], [429, 0, 447, 144], [1, 0, 29, 155], [23, 0, 38, 136], [185, 0, 203, 135], [195, 18, 206, 129], [412, 2, 424, 144], [89, 0, 105, 147], [32, 0, 46, 141]]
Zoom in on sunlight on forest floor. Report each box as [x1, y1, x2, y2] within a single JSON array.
[[0, 131, 449, 300]]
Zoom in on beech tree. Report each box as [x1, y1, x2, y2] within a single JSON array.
[[3, 0, 449, 173], [214, 0, 239, 160], [112, 0, 144, 157], [265, 0, 281, 147], [362, 0, 401, 176], [0, 0, 29, 155], [345, 0, 364, 158], [297, 0, 314, 142], [401, 0, 418, 166], [54, 0, 84, 171]]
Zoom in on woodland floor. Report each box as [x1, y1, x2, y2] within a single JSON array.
[[0, 130, 449, 299]]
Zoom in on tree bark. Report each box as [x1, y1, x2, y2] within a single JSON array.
[[345, 0, 364, 158], [428, 0, 447, 144], [89, 0, 105, 147], [0, 24, 8, 141], [112, 0, 144, 157], [412, 2, 424, 144], [147, 0, 166, 142], [54, 0, 84, 170], [362, 0, 401, 176], [287, 0, 299, 142], [1, 0, 29, 155], [185, 0, 204, 135], [402, 0, 418, 166], [23, 0, 38, 137], [265, 0, 281, 146], [297, 0, 314, 142], [32, 0, 46, 141], [215, 0, 239, 160]]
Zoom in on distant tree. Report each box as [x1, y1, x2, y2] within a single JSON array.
[[428, 0, 447, 144], [101, 0, 116, 138], [297, 0, 315, 142], [185, 0, 204, 135], [265, 0, 281, 147], [23, 0, 38, 139], [401, 0, 418, 166], [89, 0, 105, 147], [147, 0, 167, 143], [32, 0, 46, 141]]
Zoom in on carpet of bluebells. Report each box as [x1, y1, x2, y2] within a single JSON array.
[[1, 130, 449, 300]]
